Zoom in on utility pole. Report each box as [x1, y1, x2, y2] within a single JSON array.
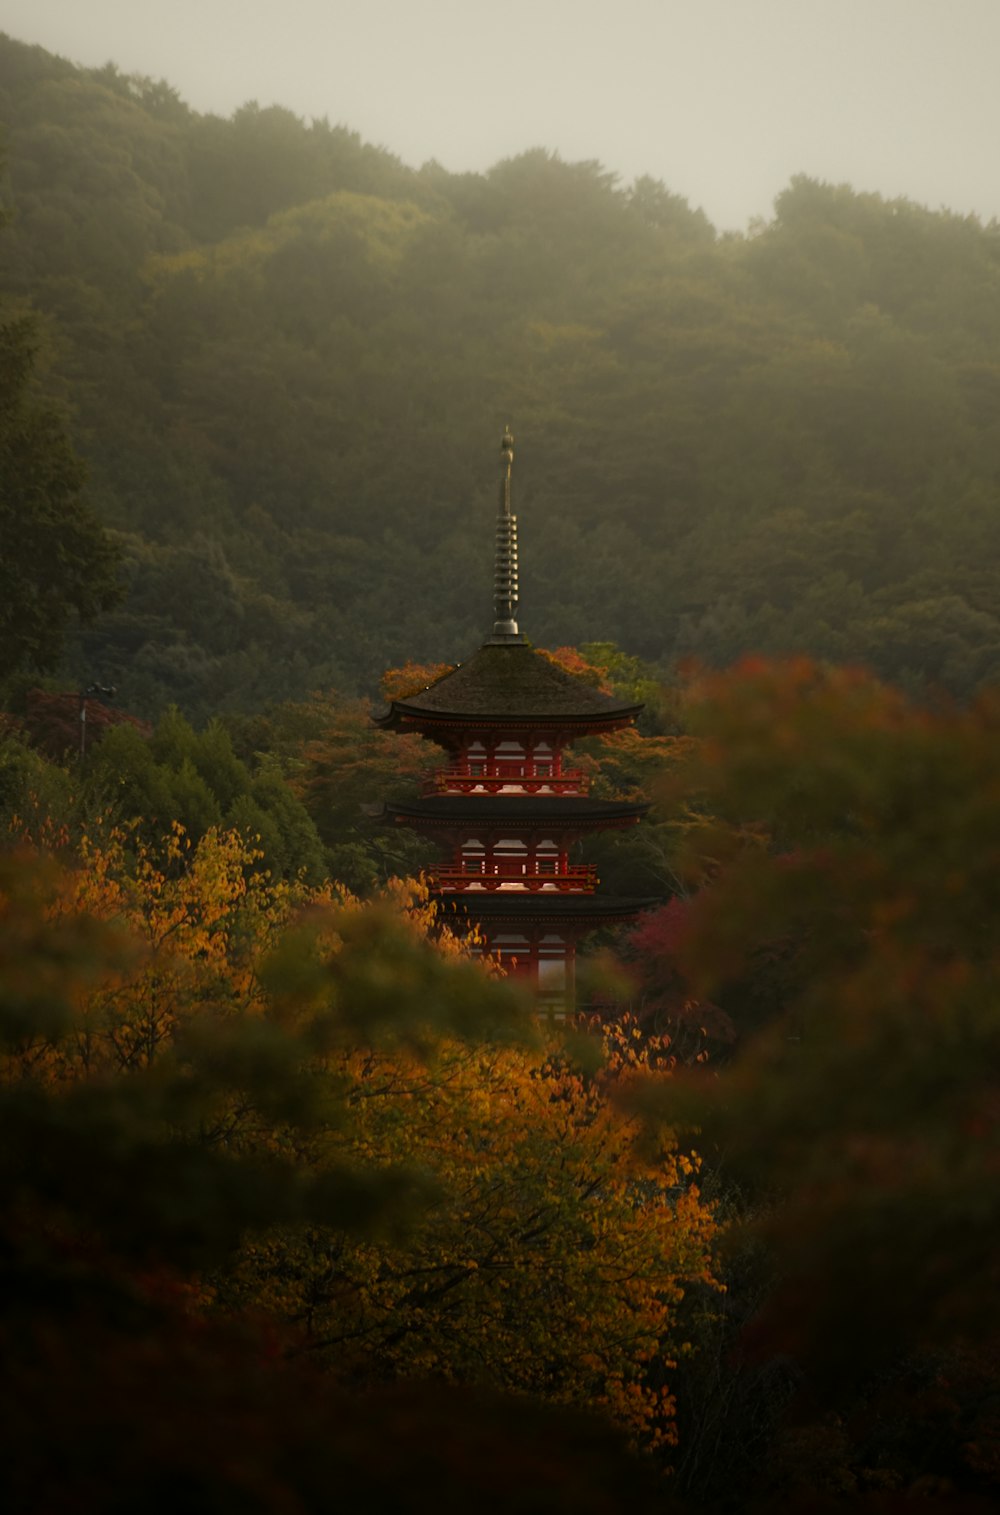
[[79, 682, 116, 760]]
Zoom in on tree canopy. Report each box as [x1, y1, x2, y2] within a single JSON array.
[[0, 309, 121, 682], [3, 33, 1000, 718], [0, 823, 714, 1505]]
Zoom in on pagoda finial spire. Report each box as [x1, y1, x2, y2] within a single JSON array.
[[490, 425, 524, 643]]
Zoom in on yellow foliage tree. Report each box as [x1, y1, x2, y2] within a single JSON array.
[[225, 1024, 717, 1453], [1, 823, 716, 1461], [6, 824, 295, 1084]]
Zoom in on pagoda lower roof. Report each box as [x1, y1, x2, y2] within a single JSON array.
[[385, 796, 648, 827], [375, 643, 642, 729], [434, 893, 660, 925]]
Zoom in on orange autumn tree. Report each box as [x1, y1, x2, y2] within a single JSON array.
[[5, 824, 295, 1085], [0, 823, 717, 1463], [539, 645, 616, 693], [225, 1024, 717, 1454], [6, 822, 512, 1090], [2, 838, 607, 1510], [379, 660, 455, 702]]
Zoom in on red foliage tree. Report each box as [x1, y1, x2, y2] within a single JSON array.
[[23, 687, 151, 761]]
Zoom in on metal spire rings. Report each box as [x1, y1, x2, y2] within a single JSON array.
[[490, 426, 524, 642]]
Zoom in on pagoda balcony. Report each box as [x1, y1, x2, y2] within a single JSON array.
[[431, 864, 598, 894], [425, 769, 590, 797]]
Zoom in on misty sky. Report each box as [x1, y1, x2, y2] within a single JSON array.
[[5, 0, 1000, 232]]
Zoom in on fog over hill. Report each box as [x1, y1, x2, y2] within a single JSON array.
[[2, 29, 1000, 719], [5, 0, 1000, 233]]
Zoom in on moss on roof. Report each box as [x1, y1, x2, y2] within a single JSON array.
[[377, 643, 641, 724]]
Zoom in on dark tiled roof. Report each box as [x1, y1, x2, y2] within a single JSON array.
[[376, 644, 641, 725], [385, 796, 648, 826], [435, 894, 660, 923]]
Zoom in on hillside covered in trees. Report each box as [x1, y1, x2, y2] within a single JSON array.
[[3, 31, 1000, 720], [4, 30, 1000, 1510]]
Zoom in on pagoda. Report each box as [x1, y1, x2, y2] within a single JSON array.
[[377, 429, 656, 1014]]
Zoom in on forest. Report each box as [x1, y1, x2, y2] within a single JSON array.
[[3, 32, 1000, 719], [1, 28, 999, 1514]]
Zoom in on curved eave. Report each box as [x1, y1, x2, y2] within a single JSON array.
[[435, 894, 660, 926], [383, 797, 649, 829], [375, 704, 643, 735]]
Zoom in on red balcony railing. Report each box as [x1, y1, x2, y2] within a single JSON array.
[[424, 769, 590, 797], [430, 864, 598, 894]]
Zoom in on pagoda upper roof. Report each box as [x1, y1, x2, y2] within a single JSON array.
[[375, 643, 642, 730]]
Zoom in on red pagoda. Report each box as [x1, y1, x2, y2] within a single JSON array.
[[377, 429, 656, 1014]]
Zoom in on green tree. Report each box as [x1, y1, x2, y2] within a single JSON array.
[[86, 708, 325, 880], [0, 311, 121, 682], [295, 694, 439, 887]]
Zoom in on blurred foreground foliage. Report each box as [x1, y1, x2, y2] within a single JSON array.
[[628, 659, 1000, 1509], [5, 650, 1000, 1507], [0, 823, 715, 1509]]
